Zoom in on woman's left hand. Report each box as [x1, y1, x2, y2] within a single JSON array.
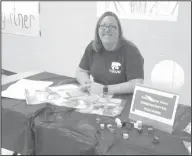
[[89, 82, 104, 95], [80, 80, 91, 92]]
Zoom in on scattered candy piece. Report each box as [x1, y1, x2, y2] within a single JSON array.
[[123, 133, 129, 139], [107, 124, 112, 129], [100, 123, 105, 129], [134, 122, 139, 129], [153, 136, 160, 144], [148, 127, 154, 134], [137, 120, 142, 129], [115, 118, 121, 124], [117, 122, 122, 128]]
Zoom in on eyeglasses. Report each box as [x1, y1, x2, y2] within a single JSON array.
[[99, 25, 117, 31]]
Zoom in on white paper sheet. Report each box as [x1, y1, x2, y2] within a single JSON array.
[[1, 79, 53, 100], [49, 84, 79, 98], [183, 122, 191, 134], [183, 141, 191, 155]]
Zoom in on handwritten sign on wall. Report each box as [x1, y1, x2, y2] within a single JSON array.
[[97, 1, 179, 21], [1, 1, 40, 37]]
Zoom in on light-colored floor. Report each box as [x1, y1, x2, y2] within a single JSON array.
[[1, 148, 14, 155], [1, 148, 21, 155]]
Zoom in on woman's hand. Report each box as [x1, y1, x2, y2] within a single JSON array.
[[80, 80, 91, 92], [89, 82, 104, 95]]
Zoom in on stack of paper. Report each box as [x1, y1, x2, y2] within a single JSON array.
[[1, 79, 53, 100]]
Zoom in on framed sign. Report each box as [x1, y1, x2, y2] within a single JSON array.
[[129, 84, 179, 133], [1, 1, 40, 37]]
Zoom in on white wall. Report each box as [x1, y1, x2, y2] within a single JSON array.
[[2, 2, 191, 105], [2, 2, 97, 77]]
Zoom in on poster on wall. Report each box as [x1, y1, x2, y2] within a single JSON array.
[[129, 84, 179, 133], [97, 1, 179, 21], [1, 1, 41, 37]]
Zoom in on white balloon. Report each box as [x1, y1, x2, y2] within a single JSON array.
[[151, 60, 184, 92]]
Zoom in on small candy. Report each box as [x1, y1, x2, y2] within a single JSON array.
[[115, 118, 121, 124], [107, 124, 112, 129], [137, 120, 142, 129], [117, 122, 122, 128], [134, 122, 139, 129], [100, 123, 105, 129], [148, 127, 154, 134], [153, 136, 160, 144], [122, 133, 129, 139]]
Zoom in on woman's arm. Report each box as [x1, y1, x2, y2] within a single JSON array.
[[90, 78, 143, 95], [76, 67, 90, 85], [108, 78, 143, 94], [76, 42, 93, 86]]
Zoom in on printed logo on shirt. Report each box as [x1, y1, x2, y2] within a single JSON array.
[[109, 62, 121, 74]]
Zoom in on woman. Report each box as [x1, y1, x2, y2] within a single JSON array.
[[76, 11, 144, 95]]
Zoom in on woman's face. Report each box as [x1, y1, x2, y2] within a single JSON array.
[[98, 16, 119, 45]]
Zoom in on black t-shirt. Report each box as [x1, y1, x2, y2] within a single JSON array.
[[79, 39, 144, 85]]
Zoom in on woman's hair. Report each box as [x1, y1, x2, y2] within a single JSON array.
[[92, 11, 124, 52]]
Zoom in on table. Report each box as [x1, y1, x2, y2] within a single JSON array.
[[2, 72, 191, 155]]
